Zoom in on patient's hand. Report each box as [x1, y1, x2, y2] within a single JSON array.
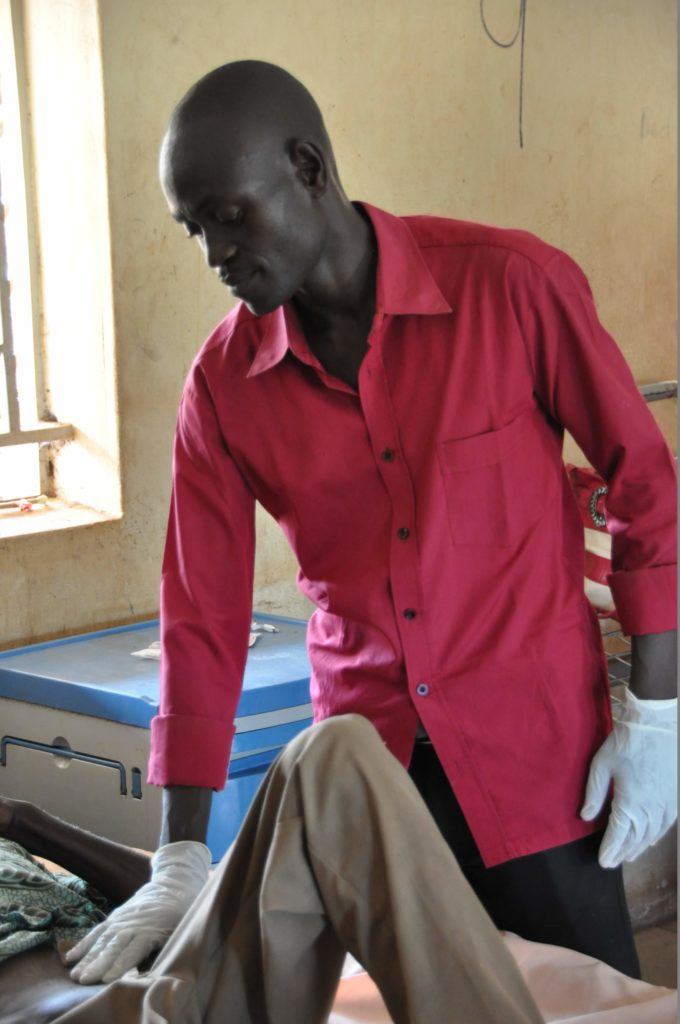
[[64, 840, 211, 984]]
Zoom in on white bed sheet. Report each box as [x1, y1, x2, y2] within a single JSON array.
[[329, 933, 677, 1023]]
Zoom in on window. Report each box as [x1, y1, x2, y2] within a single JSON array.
[[0, 0, 73, 506], [0, 0, 121, 535]]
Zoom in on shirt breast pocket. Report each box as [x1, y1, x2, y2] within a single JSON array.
[[436, 407, 553, 548]]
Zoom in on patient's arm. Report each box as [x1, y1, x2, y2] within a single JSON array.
[[0, 798, 142, 1022], [0, 796, 151, 906]]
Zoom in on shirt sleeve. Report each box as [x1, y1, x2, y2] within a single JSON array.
[[147, 360, 256, 789], [509, 250, 677, 636]]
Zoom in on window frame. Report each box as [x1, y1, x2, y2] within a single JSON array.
[[0, 0, 73, 494]]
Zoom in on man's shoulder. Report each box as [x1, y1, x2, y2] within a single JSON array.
[[178, 302, 264, 408], [197, 302, 259, 359], [401, 213, 561, 270], [187, 302, 264, 389]]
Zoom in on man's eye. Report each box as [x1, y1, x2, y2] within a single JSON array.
[[215, 210, 243, 226]]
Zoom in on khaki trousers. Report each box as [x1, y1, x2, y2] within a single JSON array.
[[56, 715, 544, 1024]]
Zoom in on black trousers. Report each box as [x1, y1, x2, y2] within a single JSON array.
[[408, 739, 641, 979]]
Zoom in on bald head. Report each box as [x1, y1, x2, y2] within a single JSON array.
[[169, 60, 337, 175], [159, 59, 344, 223]]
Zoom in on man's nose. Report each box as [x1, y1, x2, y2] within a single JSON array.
[[204, 231, 238, 268]]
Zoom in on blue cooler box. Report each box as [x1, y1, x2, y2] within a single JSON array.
[[0, 614, 313, 862]]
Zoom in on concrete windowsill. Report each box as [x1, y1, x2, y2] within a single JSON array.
[[0, 498, 120, 539]]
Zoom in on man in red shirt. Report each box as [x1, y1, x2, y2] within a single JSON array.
[[69, 60, 677, 986]]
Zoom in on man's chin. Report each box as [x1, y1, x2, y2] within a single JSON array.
[[222, 276, 269, 316], [239, 297, 279, 317], [239, 290, 286, 317]]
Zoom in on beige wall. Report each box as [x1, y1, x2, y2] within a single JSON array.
[[2, 0, 676, 647]]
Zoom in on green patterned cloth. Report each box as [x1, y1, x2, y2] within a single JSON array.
[[0, 837, 111, 963]]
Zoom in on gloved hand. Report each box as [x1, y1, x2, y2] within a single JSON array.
[[65, 840, 211, 984], [581, 689, 677, 869]]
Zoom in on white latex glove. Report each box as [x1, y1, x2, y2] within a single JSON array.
[[581, 689, 677, 869], [64, 840, 211, 984]]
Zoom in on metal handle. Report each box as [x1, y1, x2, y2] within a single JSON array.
[[0, 735, 128, 796]]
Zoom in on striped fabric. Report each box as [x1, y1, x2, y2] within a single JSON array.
[[566, 464, 618, 621]]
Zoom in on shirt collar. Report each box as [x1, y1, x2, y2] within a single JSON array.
[[361, 202, 452, 316], [247, 202, 452, 379]]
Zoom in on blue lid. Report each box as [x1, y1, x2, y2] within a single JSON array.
[[0, 614, 311, 727]]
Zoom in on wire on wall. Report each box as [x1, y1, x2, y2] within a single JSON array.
[[480, 0, 528, 148]]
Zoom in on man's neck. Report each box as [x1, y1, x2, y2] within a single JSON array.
[[293, 200, 377, 330]]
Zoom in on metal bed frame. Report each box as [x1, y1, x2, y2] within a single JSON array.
[[601, 620, 632, 687]]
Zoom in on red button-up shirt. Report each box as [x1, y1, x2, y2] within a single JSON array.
[[148, 203, 677, 867]]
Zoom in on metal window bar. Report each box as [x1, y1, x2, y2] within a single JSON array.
[[639, 381, 677, 402], [0, 192, 73, 448], [0, 156, 21, 438], [0, 8, 72, 462]]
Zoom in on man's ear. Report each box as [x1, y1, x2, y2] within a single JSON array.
[[287, 139, 327, 196]]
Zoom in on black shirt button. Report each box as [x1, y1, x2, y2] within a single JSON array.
[[381, 448, 395, 462], [397, 527, 410, 540], [403, 608, 417, 620]]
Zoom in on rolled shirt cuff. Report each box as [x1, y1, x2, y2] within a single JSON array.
[[147, 713, 235, 789], [607, 563, 678, 636]]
